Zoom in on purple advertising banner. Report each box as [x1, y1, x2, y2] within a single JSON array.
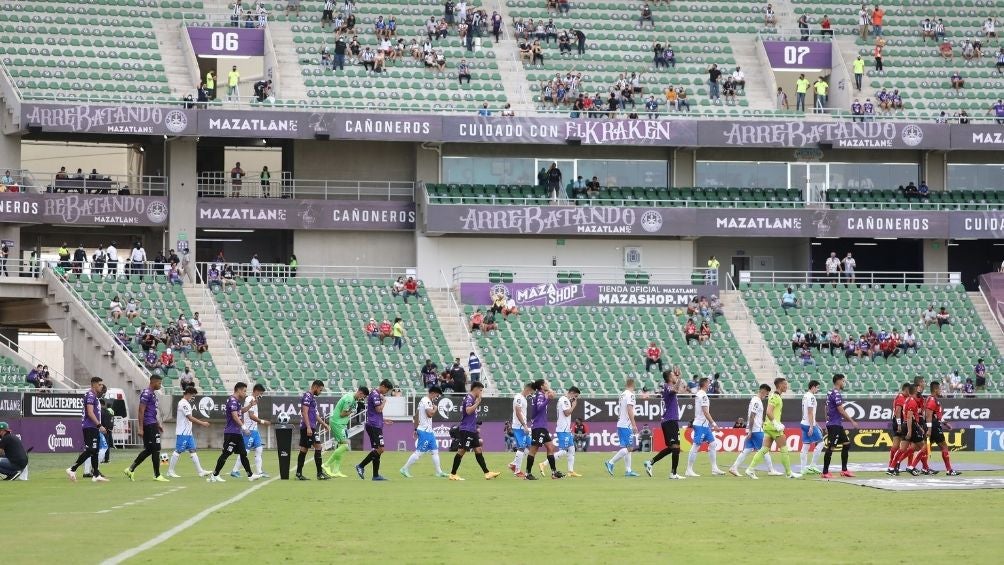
[[698, 120, 947, 149], [762, 41, 832, 70], [197, 110, 336, 138], [460, 282, 717, 307], [0, 194, 168, 226], [425, 205, 954, 238], [196, 198, 415, 230], [187, 27, 265, 57], [950, 125, 1004, 149], [441, 116, 699, 146], [8, 417, 83, 453], [22, 104, 197, 135], [332, 113, 443, 142], [0, 391, 20, 418]]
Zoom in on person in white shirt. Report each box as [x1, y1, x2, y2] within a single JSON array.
[[605, 379, 639, 477], [129, 242, 146, 277], [508, 383, 533, 477], [167, 387, 211, 477], [105, 241, 118, 276], [984, 17, 997, 39], [685, 377, 725, 477], [250, 254, 261, 278], [948, 370, 963, 394], [731, 66, 745, 93], [231, 383, 270, 477], [842, 252, 856, 283], [799, 380, 825, 474], [728, 384, 778, 478], [400, 386, 446, 477], [548, 386, 581, 476], [824, 251, 842, 283]]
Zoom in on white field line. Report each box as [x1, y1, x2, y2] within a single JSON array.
[[48, 486, 186, 515]]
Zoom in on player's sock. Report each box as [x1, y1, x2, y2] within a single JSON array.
[[232, 457, 242, 474], [213, 451, 229, 476], [610, 448, 626, 464], [686, 444, 698, 471], [919, 450, 929, 471], [651, 447, 672, 464], [526, 454, 535, 474], [764, 453, 777, 473], [191, 453, 206, 475], [314, 450, 324, 475], [358, 450, 375, 469], [908, 450, 922, 469], [97, 447, 108, 472], [624, 451, 633, 473], [811, 443, 824, 467], [475, 452, 490, 474], [941, 448, 953, 472], [511, 449, 524, 469], [887, 447, 900, 469], [331, 444, 348, 472], [822, 449, 833, 474], [431, 450, 444, 474], [840, 444, 849, 472], [404, 451, 421, 471], [169, 452, 180, 474], [778, 447, 792, 475], [747, 447, 767, 470], [240, 454, 252, 476], [151, 451, 161, 477], [554, 449, 566, 459], [800, 444, 809, 470], [708, 441, 720, 470], [254, 446, 263, 475], [450, 453, 462, 475], [566, 445, 575, 472], [671, 448, 680, 474], [296, 451, 306, 474], [547, 454, 556, 472], [372, 453, 381, 476]]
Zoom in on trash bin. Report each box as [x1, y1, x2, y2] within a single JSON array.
[[275, 425, 292, 480]]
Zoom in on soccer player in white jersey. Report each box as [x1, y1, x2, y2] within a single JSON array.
[[685, 377, 725, 477], [166, 387, 211, 478], [508, 383, 533, 478], [232, 383, 270, 478], [799, 379, 825, 474], [546, 386, 581, 477], [730, 384, 771, 479], [401, 386, 447, 478], [605, 379, 639, 477]]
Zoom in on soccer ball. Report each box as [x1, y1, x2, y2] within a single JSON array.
[[160, 453, 169, 463], [277, 412, 290, 424]]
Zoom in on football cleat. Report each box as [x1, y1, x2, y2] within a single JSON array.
[[669, 473, 685, 480], [745, 469, 759, 480], [644, 461, 654, 477], [295, 473, 309, 481], [711, 468, 726, 476], [604, 461, 614, 476], [484, 471, 501, 480], [123, 468, 135, 482], [524, 473, 538, 481], [153, 475, 170, 483], [946, 470, 962, 476], [166, 472, 182, 478], [449, 474, 465, 481], [249, 473, 264, 482], [371, 475, 388, 481], [551, 471, 565, 479], [354, 465, 365, 480], [230, 471, 241, 478], [624, 471, 639, 478], [92, 475, 109, 483], [727, 467, 740, 477], [66, 468, 77, 482], [839, 470, 856, 478], [567, 471, 583, 477], [399, 468, 413, 478], [207, 474, 225, 483], [539, 462, 548, 475], [685, 470, 701, 477], [820, 473, 833, 479]]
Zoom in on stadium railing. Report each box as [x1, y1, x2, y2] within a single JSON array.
[[724, 272, 781, 380], [452, 265, 709, 286], [25, 172, 168, 196], [0, 332, 82, 391], [195, 262, 415, 283], [738, 270, 959, 287], [196, 171, 414, 200], [978, 272, 1004, 335], [182, 12, 267, 28], [0, 258, 44, 279]]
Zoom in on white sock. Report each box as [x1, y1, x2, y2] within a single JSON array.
[[554, 449, 567, 459], [191, 452, 205, 475], [431, 450, 443, 474], [98, 447, 108, 464], [811, 443, 824, 466], [169, 451, 180, 474], [232, 457, 241, 473], [733, 448, 752, 469], [687, 444, 698, 471], [404, 451, 421, 471], [800, 444, 809, 470], [83, 457, 92, 474], [566, 445, 575, 472], [254, 447, 263, 474], [511, 449, 524, 469], [708, 441, 720, 469], [624, 451, 633, 473], [609, 448, 627, 464]]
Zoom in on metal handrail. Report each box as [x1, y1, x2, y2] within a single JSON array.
[[195, 266, 250, 387], [35, 172, 168, 196], [439, 268, 489, 392], [758, 28, 835, 43], [0, 332, 82, 390], [452, 265, 708, 286], [182, 12, 267, 28], [196, 262, 415, 282], [740, 270, 959, 286], [196, 171, 414, 200]]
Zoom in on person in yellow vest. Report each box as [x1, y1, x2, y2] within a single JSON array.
[[205, 70, 216, 100], [706, 255, 720, 285], [813, 77, 829, 114], [852, 55, 865, 91], [227, 65, 240, 102], [795, 74, 810, 112]]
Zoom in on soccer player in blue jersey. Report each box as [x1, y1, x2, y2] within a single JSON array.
[[507, 383, 533, 478], [167, 386, 210, 478], [605, 378, 639, 477], [685, 377, 725, 477]]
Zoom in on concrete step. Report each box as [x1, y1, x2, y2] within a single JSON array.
[[720, 291, 780, 385], [968, 292, 1004, 354]]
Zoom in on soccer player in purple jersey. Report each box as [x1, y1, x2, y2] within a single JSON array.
[[526, 379, 563, 480], [448, 382, 500, 481], [209, 382, 261, 482], [821, 373, 859, 479], [124, 374, 168, 482], [356, 379, 394, 481], [644, 371, 683, 479], [297, 379, 331, 480], [66, 377, 109, 482]]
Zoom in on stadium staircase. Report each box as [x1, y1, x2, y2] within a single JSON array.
[[719, 291, 780, 385], [153, 18, 201, 99], [425, 286, 494, 390], [490, 0, 535, 112], [268, 23, 310, 102], [182, 285, 247, 391], [968, 291, 1004, 353], [728, 35, 777, 111]]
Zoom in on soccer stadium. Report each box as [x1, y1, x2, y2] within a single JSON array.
[[2, 0, 1004, 562]]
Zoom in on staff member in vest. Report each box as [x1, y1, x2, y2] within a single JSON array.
[[706, 255, 720, 285], [468, 352, 482, 383], [0, 421, 28, 480], [227, 65, 240, 102], [794, 74, 809, 112], [205, 70, 216, 100]]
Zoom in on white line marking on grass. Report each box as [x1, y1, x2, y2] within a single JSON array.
[[100, 477, 278, 565]]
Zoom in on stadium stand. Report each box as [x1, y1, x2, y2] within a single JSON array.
[[743, 281, 1003, 393], [214, 277, 454, 395], [0, 355, 32, 390], [827, 187, 1004, 209]]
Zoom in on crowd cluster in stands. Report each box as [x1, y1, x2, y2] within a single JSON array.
[[24, 364, 53, 392], [54, 241, 189, 286], [356, 276, 424, 350], [419, 353, 481, 393], [114, 310, 209, 389]]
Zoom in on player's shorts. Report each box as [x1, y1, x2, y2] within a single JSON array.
[[416, 430, 437, 452], [762, 425, 785, 440], [745, 431, 764, 451], [365, 424, 385, 449], [929, 425, 946, 445], [800, 424, 823, 443], [691, 425, 714, 446], [617, 427, 635, 448], [299, 428, 319, 448], [531, 427, 552, 447], [825, 425, 849, 447], [661, 420, 680, 446], [890, 419, 905, 438], [223, 433, 248, 457], [175, 434, 196, 453], [457, 430, 481, 450], [908, 424, 925, 443], [142, 424, 161, 452], [243, 430, 263, 450], [556, 431, 574, 450], [330, 424, 347, 444], [513, 428, 530, 449], [83, 427, 101, 451]]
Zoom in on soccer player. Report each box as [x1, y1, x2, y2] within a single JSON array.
[[167, 386, 210, 478], [323, 386, 368, 478], [124, 374, 168, 482], [886, 382, 911, 475], [911, 376, 929, 473], [821, 373, 858, 479], [356, 379, 393, 481], [297, 379, 331, 480], [66, 377, 110, 482], [895, 384, 930, 476], [605, 378, 639, 477], [448, 382, 500, 481], [507, 383, 532, 478], [685, 377, 725, 477], [401, 386, 448, 478], [526, 379, 562, 480], [799, 380, 825, 475], [209, 382, 260, 482], [548, 386, 581, 477], [749, 377, 800, 479], [926, 381, 961, 476], [231, 383, 270, 478], [644, 370, 684, 479], [730, 384, 770, 479]]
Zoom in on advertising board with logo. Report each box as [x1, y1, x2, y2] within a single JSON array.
[[0, 194, 168, 226], [762, 41, 832, 70], [22, 104, 196, 135], [196, 198, 415, 231], [974, 427, 1004, 451], [459, 282, 717, 307], [21, 393, 85, 418], [441, 117, 699, 146], [8, 418, 82, 453], [697, 120, 944, 149], [0, 391, 21, 418], [187, 27, 265, 57]]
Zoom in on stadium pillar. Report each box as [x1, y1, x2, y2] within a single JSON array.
[[923, 239, 948, 283], [167, 138, 198, 258], [673, 149, 695, 187], [0, 132, 21, 169]]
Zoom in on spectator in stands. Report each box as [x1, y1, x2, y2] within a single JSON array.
[[997, 48, 1004, 74], [920, 18, 935, 43], [402, 276, 421, 303], [707, 64, 722, 103], [936, 306, 951, 331], [230, 162, 244, 197], [948, 370, 963, 395], [764, 3, 776, 28], [502, 295, 519, 319], [676, 87, 690, 111], [731, 67, 746, 94], [795, 74, 809, 112], [207, 264, 222, 292], [799, 345, 816, 366], [231, 0, 244, 26], [478, 103, 492, 116], [722, 77, 737, 106], [392, 317, 405, 350], [573, 418, 588, 451], [25, 365, 42, 388], [639, 4, 654, 28], [857, 334, 875, 361], [798, 14, 809, 41], [109, 295, 124, 324], [468, 351, 482, 382], [948, 70, 965, 91], [684, 318, 699, 345], [824, 251, 842, 282], [900, 328, 918, 353], [873, 39, 884, 71], [457, 59, 472, 85], [780, 287, 799, 314], [285, 0, 300, 17], [168, 264, 183, 286], [321, 0, 334, 26], [805, 328, 820, 350], [820, 14, 832, 37], [863, 97, 875, 120], [0, 170, 16, 192], [361, 47, 375, 71], [573, 28, 586, 55], [144, 349, 160, 375], [880, 334, 900, 360], [984, 17, 998, 40], [962, 39, 979, 61], [699, 320, 712, 344], [545, 162, 563, 200], [222, 264, 238, 291], [975, 358, 987, 392], [364, 317, 380, 340], [842, 252, 856, 283], [645, 342, 664, 373], [824, 329, 843, 356], [421, 359, 439, 390], [990, 99, 1004, 124], [470, 308, 484, 332], [122, 298, 139, 323], [391, 276, 405, 298], [709, 295, 724, 322], [331, 35, 347, 71], [791, 328, 806, 353], [871, 4, 885, 37], [773, 86, 788, 110], [963, 378, 976, 397], [448, 358, 467, 392], [71, 244, 87, 274]]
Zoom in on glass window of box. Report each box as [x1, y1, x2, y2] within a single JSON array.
[[947, 164, 1004, 191], [695, 161, 788, 188]]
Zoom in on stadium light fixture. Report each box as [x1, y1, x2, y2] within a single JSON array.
[[202, 229, 255, 233], [853, 242, 879, 246]]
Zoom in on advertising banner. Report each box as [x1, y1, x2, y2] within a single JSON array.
[[380, 419, 631, 452], [20, 393, 85, 418], [459, 282, 717, 307], [762, 41, 832, 69], [22, 104, 197, 135], [974, 428, 1004, 451], [187, 27, 265, 57], [172, 394, 344, 425], [197, 110, 328, 138], [8, 417, 83, 453], [666, 426, 974, 453], [196, 198, 416, 230], [948, 211, 1004, 238], [697, 120, 946, 150], [332, 113, 443, 142], [441, 117, 699, 146], [949, 125, 1004, 149], [0, 194, 168, 227], [0, 391, 21, 418]]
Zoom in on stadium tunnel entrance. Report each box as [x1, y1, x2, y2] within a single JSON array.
[[949, 239, 1003, 290], [809, 237, 923, 275]]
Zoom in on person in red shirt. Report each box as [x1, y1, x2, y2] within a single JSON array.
[[820, 14, 832, 36], [470, 309, 485, 332], [402, 276, 421, 304], [364, 318, 380, 339], [890, 384, 926, 474], [886, 383, 910, 475], [926, 381, 961, 476], [378, 319, 393, 344], [160, 348, 175, 373], [644, 342, 664, 373], [684, 318, 699, 345], [879, 336, 899, 360]]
